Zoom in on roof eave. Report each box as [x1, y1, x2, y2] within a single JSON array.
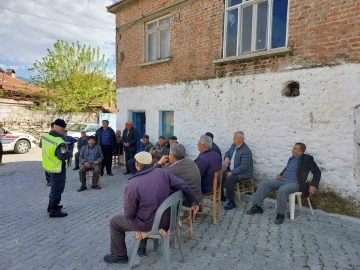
[[106, 0, 137, 14]]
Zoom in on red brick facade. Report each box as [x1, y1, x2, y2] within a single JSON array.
[[109, 0, 360, 88]]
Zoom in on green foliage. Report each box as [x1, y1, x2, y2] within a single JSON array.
[[29, 40, 115, 112]]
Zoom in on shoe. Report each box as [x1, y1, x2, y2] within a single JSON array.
[[47, 205, 63, 212], [77, 186, 87, 192], [100, 172, 104, 176], [275, 214, 285, 225], [49, 209, 68, 218], [137, 248, 147, 257], [91, 185, 102, 190], [107, 172, 114, 176], [73, 166, 80, 170], [46, 182, 51, 186], [123, 171, 131, 175], [103, 254, 128, 264], [221, 196, 226, 202], [224, 201, 237, 210], [246, 205, 264, 215]]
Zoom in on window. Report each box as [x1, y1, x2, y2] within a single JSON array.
[[161, 111, 174, 139], [224, 0, 289, 57], [145, 16, 170, 62]]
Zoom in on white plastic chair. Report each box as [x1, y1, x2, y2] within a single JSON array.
[[288, 192, 314, 220]]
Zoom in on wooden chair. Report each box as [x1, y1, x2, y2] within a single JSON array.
[[197, 170, 222, 224], [175, 206, 194, 249], [86, 169, 101, 186], [112, 153, 121, 167], [236, 178, 255, 203]]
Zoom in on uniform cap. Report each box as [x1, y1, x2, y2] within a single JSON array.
[[134, 152, 152, 165], [54, 119, 66, 128]]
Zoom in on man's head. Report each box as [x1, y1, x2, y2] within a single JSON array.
[[125, 121, 133, 130], [102, 120, 109, 129], [168, 135, 178, 145], [115, 130, 121, 137], [64, 130, 68, 135], [158, 136, 166, 146], [197, 135, 213, 152], [205, 132, 214, 140], [50, 122, 55, 130], [142, 135, 149, 144], [293, 142, 306, 156], [233, 131, 245, 146], [169, 143, 186, 164], [53, 119, 66, 134], [88, 136, 96, 147], [80, 130, 87, 138], [0, 121, 2, 128], [134, 151, 152, 171]]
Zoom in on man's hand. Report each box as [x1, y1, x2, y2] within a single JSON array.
[[226, 171, 232, 177], [94, 161, 99, 165], [192, 205, 200, 215], [84, 162, 90, 168], [276, 175, 282, 180], [150, 149, 155, 155], [224, 157, 231, 167], [158, 155, 168, 165], [309, 186, 317, 196]]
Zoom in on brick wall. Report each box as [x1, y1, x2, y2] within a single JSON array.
[[113, 0, 360, 88]]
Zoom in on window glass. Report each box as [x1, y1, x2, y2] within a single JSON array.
[[162, 111, 174, 139], [160, 28, 170, 59], [271, 0, 288, 48], [256, 1, 268, 50], [241, 6, 253, 53], [159, 17, 170, 26], [68, 124, 87, 132], [148, 32, 157, 61], [147, 22, 157, 30], [226, 9, 239, 57], [228, 0, 242, 7]]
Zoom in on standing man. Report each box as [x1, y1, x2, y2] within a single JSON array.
[[73, 130, 88, 170], [222, 131, 253, 210], [122, 121, 138, 175], [95, 120, 117, 176], [39, 122, 55, 185], [0, 121, 4, 166], [42, 119, 71, 218]]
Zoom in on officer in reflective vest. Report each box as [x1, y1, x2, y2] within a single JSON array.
[[39, 121, 55, 186], [42, 118, 71, 218]]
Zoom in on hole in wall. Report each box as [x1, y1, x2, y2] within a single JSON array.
[[282, 81, 300, 97]]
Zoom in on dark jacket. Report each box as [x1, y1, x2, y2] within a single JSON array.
[[125, 167, 199, 231], [122, 127, 139, 153], [224, 142, 253, 179], [48, 130, 71, 170], [139, 141, 153, 152], [280, 154, 321, 197], [194, 150, 222, 194], [95, 127, 117, 149], [212, 142, 222, 159], [77, 136, 88, 151], [65, 135, 77, 152], [115, 136, 123, 155], [151, 142, 167, 158], [79, 145, 104, 164], [155, 158, 202, 205]]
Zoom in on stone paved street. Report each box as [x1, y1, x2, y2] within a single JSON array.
[[1, 148, 360, 270]]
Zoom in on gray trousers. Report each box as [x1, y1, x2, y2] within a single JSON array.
[[252, 178, 299, 215], [79, 164, 100, 186]]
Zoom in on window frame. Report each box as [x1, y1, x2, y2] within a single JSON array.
[[223, 0, 290, 58], [161, 111, 174, 139], [144, 15, 171, 63]]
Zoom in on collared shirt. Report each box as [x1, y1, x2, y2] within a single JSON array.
[[230, 143, 243, 170], [101, 128, 111, 146], [282, 155, 301, 181], [169, 159, 183, 167], [87, 147, 96, 164]]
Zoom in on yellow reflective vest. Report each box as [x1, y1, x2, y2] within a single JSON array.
[[42, 133, 67, 173]]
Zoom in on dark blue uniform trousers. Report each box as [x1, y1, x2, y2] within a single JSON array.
[[127, 158, 137, 175], [49, 169, 66, 208]]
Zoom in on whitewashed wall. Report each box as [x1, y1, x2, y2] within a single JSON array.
[[117, 64, 360, 201]]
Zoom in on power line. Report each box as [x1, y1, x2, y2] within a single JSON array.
[[0, 7, 114, 31]]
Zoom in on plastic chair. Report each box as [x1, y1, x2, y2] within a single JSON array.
[[197, 170, 222, 224], [129, 191, 185, 269], [289, 192, 314, 220], [236, 178, 255, 202]]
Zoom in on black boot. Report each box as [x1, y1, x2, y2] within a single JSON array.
[[47, 204, 63, 212], [224, 201, 237, 210], [275, 214, 285, 225], [49, 209, 67, 218], [246, 205, 264, 215]]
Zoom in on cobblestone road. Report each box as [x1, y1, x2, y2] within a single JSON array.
[[1, 148, 360, 270]]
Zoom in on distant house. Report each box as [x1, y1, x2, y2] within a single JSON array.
[[108, 0, 359, 201]]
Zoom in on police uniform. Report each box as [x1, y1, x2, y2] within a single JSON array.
[[42, 125, 71, 218], [39, 131, 52, 186]]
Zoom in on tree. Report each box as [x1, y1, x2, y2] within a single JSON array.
[[29, 40, 115, 112]]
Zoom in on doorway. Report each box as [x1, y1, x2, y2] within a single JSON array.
[[132, 112, 146, 152]]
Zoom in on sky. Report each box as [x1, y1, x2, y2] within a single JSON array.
[[0, 0, 117, 79]]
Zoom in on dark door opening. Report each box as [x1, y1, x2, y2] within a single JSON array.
[[132, 112, 146, 152]]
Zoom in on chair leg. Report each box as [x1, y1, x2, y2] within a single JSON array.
[[236, 184, 241, 203], [129, 239, 141, 269], [212, 195, 217, 224], [188, 210, 193, 239], [175, 232, 185, 262], [251, 179, 255, 194], [297, 195, 302, 208], [161, 236, 172, 270], [307, 198, 315, 216], [153, 239, 159, 252], [289, 194, 296, 220]]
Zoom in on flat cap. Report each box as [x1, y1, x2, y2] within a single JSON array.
[[54, 119, 66, 128], [134, 152, 152, 165], [205, 132, 214, 139], [169, 135, 177, 140], [142, 134, 149, 139]]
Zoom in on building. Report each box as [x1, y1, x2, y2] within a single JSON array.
[[107, 0, 360, 201]]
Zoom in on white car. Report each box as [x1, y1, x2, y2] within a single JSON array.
[[1, 128, 37, 154], [66, 123, 101, 139]]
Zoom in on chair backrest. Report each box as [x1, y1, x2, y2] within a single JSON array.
[[212, 170, 222, 193], [150, 191, 183, 235]]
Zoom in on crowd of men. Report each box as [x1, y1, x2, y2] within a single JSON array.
[[39, 118, 321, 265]]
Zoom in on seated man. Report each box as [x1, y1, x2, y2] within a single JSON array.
[[127, 135, 153, 175], [205, 132, 222, 158], [78, 136, 104, 192], [73, 130, 88, 170], [194, 135, 222, 195], [149, 136, 167, 162], [155, 143, 202, 205], [246, 143, 321, 225], [103, 152, 199, 264], [163, 135, 178, 165], [222, 131, 253, 210]]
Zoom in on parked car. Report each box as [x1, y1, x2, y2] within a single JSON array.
[[66, 123, 101, 139], [1, 128, 37, 154]]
